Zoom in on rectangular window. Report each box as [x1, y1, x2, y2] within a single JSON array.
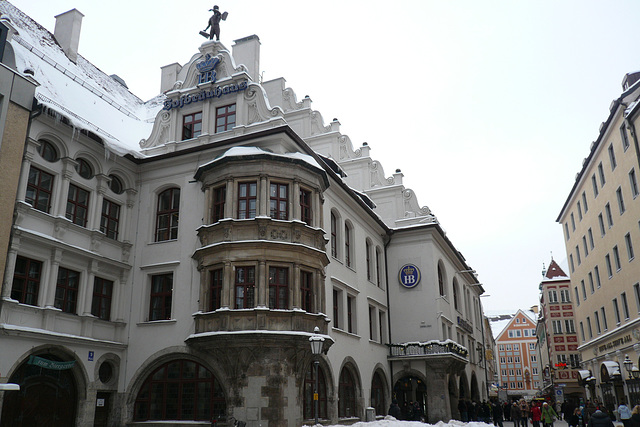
[[588, 273, 594, 294], [631, 168, 640, 198], [587, 316, 593, 338], [375, 249, 382, 287], [378, 311, 386, 344], [594, 311, 601, 334], [635, 284, 640, 314], [582, 191, 589, 212], [215, 104, 236, 133], [561, 289, 570, 303], [347, 295, 356, 334], [592, 174, 599, 198], [212, 186, 226, 223], [577, 201, 583, 221], [333, 289, 341, 329], [609, 144, 617, 170], [574, 287, 580, 306], [617, 187, 626, 214], [565, 319, 575, 333], [235, 266, 255, 309], [626, 233, 635, 261], [599, 213, 606, 237], [91, 277, 113, 321], [269, 183, 289, 220], [552, 320, 562, 334], [26, 167, 54, 213], [601, 307, 608, 331], [564, 223, 570, 241], [581, 280, 586, 300], [583, 236, 589, 256], [156, 188, 180, 242], [66, 184, 90, 227], [149, 273, 173, 321], [345, 224, 352, 268], [621, 124, 630, 151], [571, 213, 576, 231], [182, 111, 202, 140], [569, 254, 575, 273], [300, 189, 312, 225], [210, 268, 223, 311], [598, 162, 606, 186], [237, 182, 257, 219], [330, 213, 337, 258], [580, 321, 585, 341], [594, 265, 601, 288], [588, 228, 595, 250], [368, 305, 375, 340], [576, 245, 581, 265], [55, 267, 80, 314], [606, 254, 613, 278], [531, 355, 537, 362], [613, 246, 621, 271], [622, 292, 630, 320], [11, 256, 42, 306], [100, 199, 120, 240], [300, 271, 313, 312], [605, 203, 614, 228], [613, 298, 621, 324], [549, 290, 558, 303], [268, 266, 289, 309]]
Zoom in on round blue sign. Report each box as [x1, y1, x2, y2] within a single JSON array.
[[398, 264, 421, 288]]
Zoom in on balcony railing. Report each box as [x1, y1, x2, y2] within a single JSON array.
[[388, 340, 469, 359]]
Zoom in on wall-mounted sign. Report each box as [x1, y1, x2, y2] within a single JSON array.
[[27, 355, 75, 370], [163, 81, 248, 111], [398, 264, 421, 288], [196, 54, 220, 84]]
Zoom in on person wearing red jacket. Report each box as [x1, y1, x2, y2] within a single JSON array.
[[531, 402, 542, 427]]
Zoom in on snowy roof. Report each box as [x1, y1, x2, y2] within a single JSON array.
[[542, 259, 569, 280], [1, 2, 163, 158]]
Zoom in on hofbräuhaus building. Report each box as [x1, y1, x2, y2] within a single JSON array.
[[0, 3, 490, 426]]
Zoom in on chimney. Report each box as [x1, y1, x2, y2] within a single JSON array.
[[232, 35, 260, 82], [54, 9, 84, 63]]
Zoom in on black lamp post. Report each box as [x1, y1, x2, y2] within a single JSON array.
[[309, 326, 324, 426], [624, 355, 634, 379]]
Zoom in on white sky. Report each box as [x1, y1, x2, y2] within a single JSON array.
[[10, 0, 640, 314]]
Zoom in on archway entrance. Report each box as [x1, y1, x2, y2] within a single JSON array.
[[1, 354, 78, 426], [393, 376, 427, 421]]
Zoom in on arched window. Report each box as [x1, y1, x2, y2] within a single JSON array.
[[365, 239, 372, 281], [37, 140, 59, 162], [75, 158, 94, 179], [303, 363, 327, 420], [134, 359, 226, 422], [156, 188, 180, 241], [437, 264, 445, 296], [330, 212, 338, 258], [338, 368, 356, 418], [370, 371, 385, 416], [453, 279, 459, 311], [345, 222, 353, 268], [108, 174, 124, 194]]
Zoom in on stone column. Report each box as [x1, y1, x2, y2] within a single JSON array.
[[203, 186, 211, 224], [2, 246, 18, 299], [258, 260, 267, 307], [292, 180, 300, 221], [292, 263, 300, 309], [45, 248, 63, 308], [16, 146, 35, 203], [259, 175, 268, 217], [224, 261, 232, 309], [80, 260, 97, 316], [54, 158, 75, 217], [424, 360, 456, 423], [225, 179, 234, 219]]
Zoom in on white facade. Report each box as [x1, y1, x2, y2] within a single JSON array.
[[0, 3, 488, 426]]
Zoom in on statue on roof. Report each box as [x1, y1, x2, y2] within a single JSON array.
[[200, 5, 228, 41]]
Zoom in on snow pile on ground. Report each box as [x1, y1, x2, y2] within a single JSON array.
[[303, 417, 494, 427]]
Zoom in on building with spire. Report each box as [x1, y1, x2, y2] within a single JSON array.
[[0, 2, 491, 426], [536, 259, 582, 403]]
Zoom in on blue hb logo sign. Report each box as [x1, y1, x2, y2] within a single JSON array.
[[398, 264, 421, 288]]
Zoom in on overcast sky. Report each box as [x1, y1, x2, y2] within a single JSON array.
[[11, 0, 640, 314]]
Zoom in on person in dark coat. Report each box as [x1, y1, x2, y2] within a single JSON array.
[[492, 400, 504, 427], [629, 405, 640, 427], [459, 399, 468, 422], [512, 402, 523, 427], [587, 409, 614, 427], [388, 399, 401, 419]]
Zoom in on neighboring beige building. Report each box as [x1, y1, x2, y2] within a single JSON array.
[[0, 19, 37, 290], [557, 71, 640, 411], [537, 259, 582, 402]]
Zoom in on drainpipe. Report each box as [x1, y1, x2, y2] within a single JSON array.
[[384, 230, 394, 400]]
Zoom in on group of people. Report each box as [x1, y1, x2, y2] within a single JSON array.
[[387, 399, 424, 422], [452, 398, 560, 427]]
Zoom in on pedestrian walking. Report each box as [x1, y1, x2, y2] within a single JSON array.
[[587, 409, 614, 427], [541, 402, 559, 427], [619, 401, 632, 427]]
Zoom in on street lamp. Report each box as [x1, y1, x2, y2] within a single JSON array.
[[309, 326, 324, 426], [625, 355, 634, 379], [633, 366, 640, 380]]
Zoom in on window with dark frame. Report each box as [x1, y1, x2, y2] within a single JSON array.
[[300, 188, 312, 225], [366, 240, 372, 281], [182, 112, 202, 140], [11, 256, 42, 306], [375, 248, 381, 286], [210, 268, 223, 311], [268, 266, 289, 309], [91, 277, 113, 321], [55, 267, 80, 314], [133, 359, 226, 422], [347, 295, 354, 333], [75, 158, 93, 179], [269, 183, 288, 220], [215, 104, 236, 133], [26, 166, 54, 213], [235, 266, 255, 309], [333, 289, 340, 329], [149, 273, 173, 321], [345, 224, 351, 267], [212, 186, 226, 223], [38, 140, 59, 162], [156, 188, 180, 241], [330, 213, 337, 258], [300, 271, 313, 312], [65, 184, 89, 227], [370, 372, 385, 416], [100, 199, 120, 240], [338, 368, 356, 418], [237, 182, 257, 219]]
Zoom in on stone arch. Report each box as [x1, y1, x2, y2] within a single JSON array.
[[458, 371, 470, 402], [301, 353, 335, 422], [34, 131, 69, 160], [391, 369, 428, 420], [470, 372, 480, 402], [1, 344, 89, 426], [448, 374, 460, 420], [337, 357, 363, 419], [370, 363, 391, 416]]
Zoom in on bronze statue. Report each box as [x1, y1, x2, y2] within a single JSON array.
[[201, 5, 228, 41]]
